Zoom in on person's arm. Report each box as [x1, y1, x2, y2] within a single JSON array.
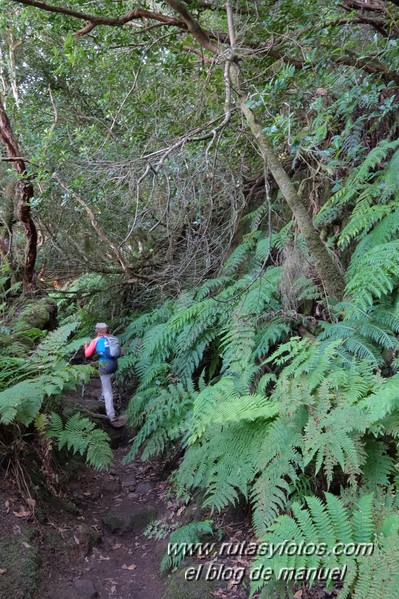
[[84, 338, 97, 358]]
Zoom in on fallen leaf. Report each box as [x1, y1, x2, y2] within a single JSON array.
[[13, 507, 31, 518], [99, 555, 110, 561], [294, 592, 303, 599], [5, 500, 10, 513], [74, 536, 80, 545], [112, 543, 122, 550], [22, 542, 32, 549], [0, 568, 7, 575], [121, 563, 137, 571], [176, 506, 186, 517], [316, 87, 328, 96]]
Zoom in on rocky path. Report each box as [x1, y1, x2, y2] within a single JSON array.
[[0, 376, 342, 599], [37, 446, 170, 599], [0, 378, 252, 599]]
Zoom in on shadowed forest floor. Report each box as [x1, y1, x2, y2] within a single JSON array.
[[0, 379, 252, 599], [0, 378, 340, 599]]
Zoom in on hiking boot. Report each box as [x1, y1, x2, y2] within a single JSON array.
[[109, 415, 127, 428]]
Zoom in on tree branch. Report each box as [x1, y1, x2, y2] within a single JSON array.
[[11, 0, 184, 37], [343, 0, 385, 11], [163, 0, 219, 53]]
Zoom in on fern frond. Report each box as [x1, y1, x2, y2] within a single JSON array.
[[30, 321, 80, 366], [160, 520, 214, 571], [250, 492, 399, 598], [49, 412, 113, 469], [251, 417, 303, 535]]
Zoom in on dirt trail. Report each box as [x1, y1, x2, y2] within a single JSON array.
[[35, 378, 171, 599], [0, 377, 334, 599], [32, 379, 254, 599], [37, 445, 169, 599]]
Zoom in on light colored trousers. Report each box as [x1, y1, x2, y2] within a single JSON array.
[[100, 374, 115, 420]]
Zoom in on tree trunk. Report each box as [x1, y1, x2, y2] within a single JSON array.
[[0, 100, 37, 290], [228, 61, 344, 301], [163, 0, 345, 301]]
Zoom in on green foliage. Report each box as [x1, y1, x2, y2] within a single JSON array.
[[0, 320, 91, 425], [119, 220, 399, 597], [0, 317, 112, 471], [47, 412, 113, 470], [144, 517, 180, 541], [346, 241, 399, 309], [6, 0, 399, 595], [318, 301, 399, 365], [252, 493, 399, 599], [317, 140, 399, 236], [121, 224, 399, 569], [159, 520, 214, 571], [124, 380, 196, 462]]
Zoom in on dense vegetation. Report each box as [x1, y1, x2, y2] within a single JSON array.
[[2, 0, 399, 597]]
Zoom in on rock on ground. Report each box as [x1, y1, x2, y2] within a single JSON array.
[[102, 502, 158, 534]]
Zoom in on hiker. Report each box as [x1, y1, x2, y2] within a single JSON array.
[[84, 323, 122, 423]]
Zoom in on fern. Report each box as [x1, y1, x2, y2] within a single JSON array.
[[189, 377, 279, 443], [0, 364, 91, 425], [251, 417, 304, 536], [29, 321, 81, 366], [251, 493, 399, 599], [160, 520, 214, 571], [0, 319, 112, 471], [346, 241, 399, 308], [48, 412, 113, 470], [124, 380, 196, 462], [122, 230, 399, 573], [177, 421, 262, 512], [318, 301, 399, 365], [317, 139, 399, 227], [221, 237, 255, 274]]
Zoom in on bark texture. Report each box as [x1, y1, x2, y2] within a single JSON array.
[[0, 100, 37, 290], [231, 62, 345, 300]]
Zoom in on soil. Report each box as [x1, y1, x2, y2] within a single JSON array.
[[0, 378, 340, 599], [37, 446, 169, 599]]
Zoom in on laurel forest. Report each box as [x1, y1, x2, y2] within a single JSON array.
[[2, 1, 399, 597]]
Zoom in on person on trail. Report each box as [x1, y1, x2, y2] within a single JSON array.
[[84, 323, 122, 423]]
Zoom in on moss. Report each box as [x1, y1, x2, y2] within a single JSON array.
[[0, 529, 40, 599], [45, 494, 80, 516], [12, 298, 57, 333], [1, 297, 58, 357], [0, 333, 13, 348]]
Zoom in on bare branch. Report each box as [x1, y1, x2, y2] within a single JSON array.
[[55, 176, 130, 275], [11, 0, 184, 37], [164, 0, 219, 53], [343, 0, 385, 12]]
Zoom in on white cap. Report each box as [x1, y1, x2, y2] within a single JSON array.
[[95, 322, 108, 330]]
